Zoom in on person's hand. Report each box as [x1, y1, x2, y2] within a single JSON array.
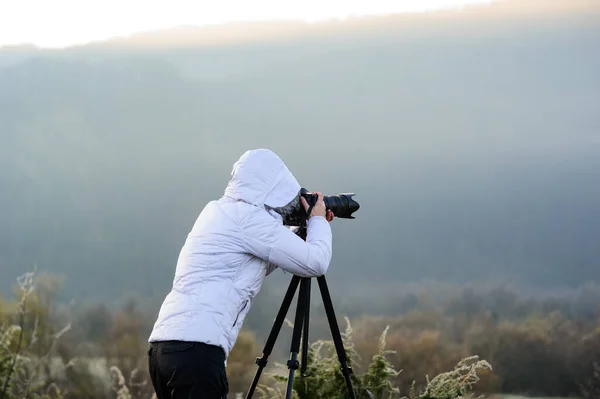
[[325, 209, 334, 222], [300, 192, 327, 219]]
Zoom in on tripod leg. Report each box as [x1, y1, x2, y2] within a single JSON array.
[[285, 278, 310, 399], [317, 275, 358, 399], [301, 278, 311, 377], [245, 275, 301, 399]]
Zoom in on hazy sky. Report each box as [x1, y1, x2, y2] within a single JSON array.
[[0, 0, 492, 48]]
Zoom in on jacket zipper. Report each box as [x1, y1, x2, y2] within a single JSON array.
[[233, 299, 249, 328]]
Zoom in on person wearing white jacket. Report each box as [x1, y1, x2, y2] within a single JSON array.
[[147, 148, 334, 399]]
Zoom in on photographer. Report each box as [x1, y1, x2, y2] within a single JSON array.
[[147, 149, 334, 399]]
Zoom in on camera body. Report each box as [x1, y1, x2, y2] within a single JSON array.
[[282, 188, 360, 227]]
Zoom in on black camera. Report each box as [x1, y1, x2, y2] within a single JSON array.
[[282, 188, 360, 227]]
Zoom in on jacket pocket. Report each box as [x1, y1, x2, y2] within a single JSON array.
[[232, 299, 249, 329]]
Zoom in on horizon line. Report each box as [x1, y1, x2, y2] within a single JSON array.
[[2, 0, 597, 51], [0, 1, 498, 51]]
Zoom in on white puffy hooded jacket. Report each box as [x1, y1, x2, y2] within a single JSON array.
[[148, 149, 333, 358]]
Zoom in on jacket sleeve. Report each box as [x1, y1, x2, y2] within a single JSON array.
[[264, 226, 302, 276], [242, 210, 333, 277]]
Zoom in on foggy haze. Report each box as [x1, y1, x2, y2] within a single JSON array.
[[1, 0, 599, 312]]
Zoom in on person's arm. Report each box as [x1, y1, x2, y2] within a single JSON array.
[[263, 226, 301, 276], [243, 194, 333, 277]]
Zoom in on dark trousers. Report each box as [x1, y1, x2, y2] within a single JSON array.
[[147, 340, 229, 399]]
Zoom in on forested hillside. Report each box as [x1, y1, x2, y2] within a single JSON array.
[[1, 1, 599, 306]]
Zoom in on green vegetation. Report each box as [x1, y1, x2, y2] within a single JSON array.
[[1, 270, 599, 398], [255, 321, 491, 399]]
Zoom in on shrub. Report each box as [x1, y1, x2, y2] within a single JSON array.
[[580, 361, 600, 399], [0, 271, 69, 399], [255, 318, 491, 399]]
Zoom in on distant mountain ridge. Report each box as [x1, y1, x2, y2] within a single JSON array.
[[64, 0, 600, 49], [2, 0, 599, 53]]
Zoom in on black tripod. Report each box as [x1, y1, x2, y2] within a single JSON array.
[[245, 272, 357, 399]]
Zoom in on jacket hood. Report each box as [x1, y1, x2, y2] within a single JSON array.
[[224, 149, 301, 208]]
